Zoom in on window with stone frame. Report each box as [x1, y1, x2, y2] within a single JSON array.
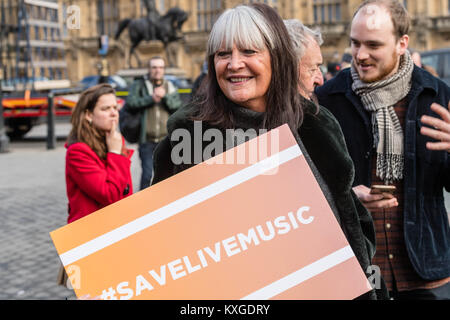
[[197, 0, 222, 31], [158, 0, 165, 13], [97, 0, 119, 37], [313, 0, 342, 23]]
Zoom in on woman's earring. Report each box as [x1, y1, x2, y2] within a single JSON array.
[[87, 118, 92, 125]]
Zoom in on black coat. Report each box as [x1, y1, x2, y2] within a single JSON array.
[[152, 98, 383, 299], [316, 66, 450, 281]]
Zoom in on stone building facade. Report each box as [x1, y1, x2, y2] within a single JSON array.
[[59, 0, 450, 83]]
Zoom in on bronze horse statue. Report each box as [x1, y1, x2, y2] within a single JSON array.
[[115, 7, 188, 68]]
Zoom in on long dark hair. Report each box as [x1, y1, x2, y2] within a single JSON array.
[[193, 3, 304, 132], [67, 83, 116, 159]]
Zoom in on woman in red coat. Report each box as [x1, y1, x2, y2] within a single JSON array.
[[65, 84, 133, 223]]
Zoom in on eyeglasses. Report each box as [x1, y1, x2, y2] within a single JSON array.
[[307, 66, 322, 77]]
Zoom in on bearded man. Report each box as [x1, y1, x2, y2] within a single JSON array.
[[316, 0, 450, 300]]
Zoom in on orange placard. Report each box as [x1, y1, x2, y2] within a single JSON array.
[[50, 124, 372, 300]]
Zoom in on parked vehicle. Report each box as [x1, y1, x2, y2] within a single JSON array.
[[421, 48, 450, 86], [2, 89, 78, 139], [1, 1, 75, 139], [164, 75, 193, 104], [79, 75, 129, 92], [164, 75, 193, 90]]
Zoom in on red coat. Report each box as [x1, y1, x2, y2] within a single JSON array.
[[65, 142, 134, 223]]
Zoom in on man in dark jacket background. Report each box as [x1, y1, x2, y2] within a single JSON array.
[[316, 0, 450, 299], [126, 56, 182, 190]]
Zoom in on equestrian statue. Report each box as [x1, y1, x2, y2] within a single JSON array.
[[115, 0, 188, 68]]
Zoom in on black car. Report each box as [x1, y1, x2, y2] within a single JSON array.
[[421, 48, 450, 86]]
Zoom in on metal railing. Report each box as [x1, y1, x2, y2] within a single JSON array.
[[46, 86, 84, 150]]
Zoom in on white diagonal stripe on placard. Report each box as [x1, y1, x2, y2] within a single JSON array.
[[241, 245, 355, 300], [60, 144, 302, 266]]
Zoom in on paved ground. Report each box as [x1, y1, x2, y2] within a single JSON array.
[[0, 121, 449, 300], [0, 121, 141, 300]]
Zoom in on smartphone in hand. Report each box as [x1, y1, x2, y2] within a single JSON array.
[[370, 185, 396, 195]]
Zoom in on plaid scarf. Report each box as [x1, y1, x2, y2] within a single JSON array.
[[351, 51, 414, 183]]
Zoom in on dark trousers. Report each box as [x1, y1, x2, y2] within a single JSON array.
[[138, 141, 158, 190], [390, 281, 450, 300]]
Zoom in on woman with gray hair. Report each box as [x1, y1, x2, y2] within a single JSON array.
[[152, 3, 383, 299]]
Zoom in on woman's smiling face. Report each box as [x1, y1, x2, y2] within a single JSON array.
[[214, 44, 272, 112]]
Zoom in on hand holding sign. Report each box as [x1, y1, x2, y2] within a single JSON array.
[[51, 125, 371, 300]]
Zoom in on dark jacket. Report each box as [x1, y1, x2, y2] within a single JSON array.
[[316, 66, 450, 281], [125, 77, 182, 144], [152, 99, 381, 299]]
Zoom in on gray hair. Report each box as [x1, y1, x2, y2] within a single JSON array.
[[207, 5, 275, 56], [284, 19, 323, 59]]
